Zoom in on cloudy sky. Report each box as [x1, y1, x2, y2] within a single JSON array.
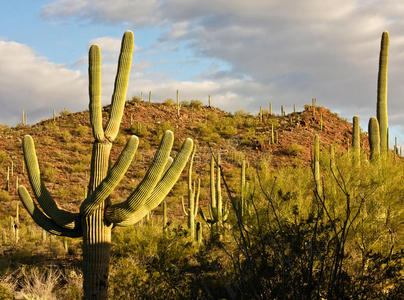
[[0, 0, 403, 146]]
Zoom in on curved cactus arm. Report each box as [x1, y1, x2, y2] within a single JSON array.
[[18, 186, 82, 237], [80, 135, 139, 215], [104, 31, 134, 142], [89, 44, 104, 142], [163, 157, 173, 174], [194, 178, 200, 217], [23, 135, 78, 229], [181, 196, 188, 216], [106, 137, 193, 226]]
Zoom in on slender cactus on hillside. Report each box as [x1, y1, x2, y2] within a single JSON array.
[[181, 144, 200, 240], [314, 134, 322, 196], [377, 31, 389, 154], [368, 117, 380, 162], [352, 116, 361, 167], [17, 31, 193, 299]]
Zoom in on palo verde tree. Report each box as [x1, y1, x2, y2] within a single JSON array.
[[17, 31, 193, 299]]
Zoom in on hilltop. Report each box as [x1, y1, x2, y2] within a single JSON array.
[[0, 99, 366, 218]]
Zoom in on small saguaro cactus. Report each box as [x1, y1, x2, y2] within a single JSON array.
[[294, 104, 296, 114], [281, 105, 284, 116], [208, 95, 211, 107], [320, 111, 323, 131], [368, 117, 381, 162], [313, 134, 322, 196], [259, 106, 263, 122], [271, 124, 274, 144], [377, 31, 389, 155], [201, 153, 228, 240], [148, 90, 151, 104], [352, 116, 361, 167], [269, 102, 272, 115], [181, 144, 200, 240], [17, 31, 193, 299], [312, 98, 316, 117]]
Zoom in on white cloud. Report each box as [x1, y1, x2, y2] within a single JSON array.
[[0, 40, 87, 125], [31, 0, 404, 144]]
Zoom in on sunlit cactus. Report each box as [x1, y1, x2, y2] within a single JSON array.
[[17, 31, 193, 299], [377, 31, 389, 154]]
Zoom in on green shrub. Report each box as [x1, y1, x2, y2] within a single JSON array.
[[180, 100, 190, 107], [59, 109, 72, 116], [283, 143, 303, 156], [0, 284, 13, 300], [72, 125, 89, 137], [190, 100, 203, 109], [41, 164, 56, 181], [130, 122, 148, 138], [163, 99, 175, 106], [130, 96, 143, 103], [60, 130, 72, 143], [234, 110, 250, 117], [0, 151, 8, 165], [0, 190, 11, 202]]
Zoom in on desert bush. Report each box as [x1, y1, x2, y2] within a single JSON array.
[[72, 125, 89, 137], [130, 96, 143, 103], [163, 98, 175, 106], [59, 109, 72, 116], [41, 163, 56, 181], [0, 190, 11, 202], [60, 130, 72, 143], [190, 100, 203, 109], [130, 122, 148, 138], [283, 143, 303, 156], [0, 151, 8, 165]]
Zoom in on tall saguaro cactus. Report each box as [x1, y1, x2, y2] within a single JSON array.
[[17, 31, 193, 299], [377, 31, 389, 154]]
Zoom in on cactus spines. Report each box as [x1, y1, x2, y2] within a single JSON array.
[[181, 144, 200, 240], [377, 31, 389, 154], [17, 31, 193, 299], [314, 134, 322, 196], [368, 117, 380, 162], [352, 116, 361, 166]]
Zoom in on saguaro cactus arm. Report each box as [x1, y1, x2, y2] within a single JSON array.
[[80, 135, 139, 215], [18, 186, 81, 237], [105, 137, 193, 226], [22, 135, 79, 229], [377, 31, 389, 153], [89, 44, 104, 142], [104, 31, 134, 141]]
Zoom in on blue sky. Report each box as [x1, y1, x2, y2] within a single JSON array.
[[0, 0, 403, 147]]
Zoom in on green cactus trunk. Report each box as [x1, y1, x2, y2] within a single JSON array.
[[208, 95, 211, 107], [368, 117, 380, 162], [377, 31, 389, 154], [352, 116, 361, 167], [314, 134, 322, 196], [269, 102, 272, 115]]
